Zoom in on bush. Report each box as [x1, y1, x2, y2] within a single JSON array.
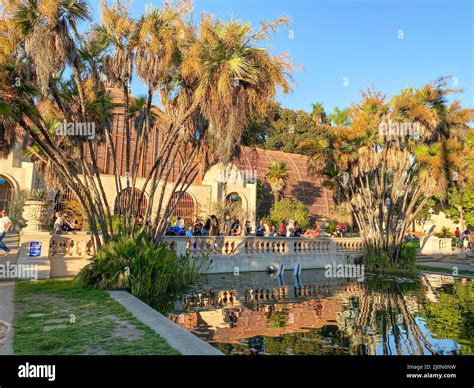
[[326, 220, 338, 235], [269, 199, 310, 229], [74, 233, 209, 311]]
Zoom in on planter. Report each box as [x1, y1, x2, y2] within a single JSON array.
[[22, 199, 52, 232]]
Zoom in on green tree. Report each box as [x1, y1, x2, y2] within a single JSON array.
[[265, 161, 289, 202], [0, 0, 293, 249], [445, 188, 474, 229], [270, 198, 310, 229], [305, 80, 474, 267]]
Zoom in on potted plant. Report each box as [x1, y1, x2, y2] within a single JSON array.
[[22, 189, 52, 232]]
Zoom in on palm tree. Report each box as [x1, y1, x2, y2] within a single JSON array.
[[311, 102, 327, 125], [265, 161, 289, 203], [306, 80, 473, 265], [0, 0, 294, 246], [183, 16, 293, 163]]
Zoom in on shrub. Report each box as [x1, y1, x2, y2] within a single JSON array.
[[75, 233, 209, 311], [326, 220, 338, 235], [269, 199, 310, 229]]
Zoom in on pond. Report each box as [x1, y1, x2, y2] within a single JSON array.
[[166, 270, 473, 355]]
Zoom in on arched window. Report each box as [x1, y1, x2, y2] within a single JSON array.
[[226, 193, 242, 204], [114, 188, 148, 217], [0, 176, 14, 212], [167, 192, 196, 225]]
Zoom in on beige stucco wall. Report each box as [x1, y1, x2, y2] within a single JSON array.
[[0, 145, 36, 193]]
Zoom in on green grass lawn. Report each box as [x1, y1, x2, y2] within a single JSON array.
[[13, 280, 179, 355]]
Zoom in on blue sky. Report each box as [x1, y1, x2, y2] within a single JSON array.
[[88, 0, 473, 113]]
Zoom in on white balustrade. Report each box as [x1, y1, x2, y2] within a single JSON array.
[[49, 233, 95, 258], [162, 236, 366, 257]]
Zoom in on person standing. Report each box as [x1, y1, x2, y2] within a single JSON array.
[[243, 221, 252, 236], [455, 227, 461, 247], [0, 210, 12, 254], [279, 221, 287, 237], [202, 218, 211, 236], [210, 216, 220, 236], [53, 211, 66, 234], [224, 215, 235, 236]]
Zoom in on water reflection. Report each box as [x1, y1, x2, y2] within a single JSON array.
[[167, 271, 473, 355]]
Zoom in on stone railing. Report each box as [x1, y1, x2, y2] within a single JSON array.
[[162, 236, 367, 257], [420, 236, 453, 256], [49, 233, 96, 259]]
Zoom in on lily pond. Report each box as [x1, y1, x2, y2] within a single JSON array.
[[166, 270, 473, 355]]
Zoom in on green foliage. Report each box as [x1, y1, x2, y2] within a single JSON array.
[[364, 241, 416, 272], [440, 226, 451, 238], [8, 190, 28, 229], [414, 197, 437, 222], [75, 233, 208, 311], [210, 198, 246, 224], [325, 220, 338, 235], [421, 280, 474, 355], [445, 187, 474, 227], [269, 198, 310, 229], [243, 104, 327, 155], [28, 189, 48, 200]]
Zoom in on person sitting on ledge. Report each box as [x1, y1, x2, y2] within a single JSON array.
[[293, 221, 302, 237], [303, 221, 321, 238]]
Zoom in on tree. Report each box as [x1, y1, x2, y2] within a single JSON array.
[[0, 0, 293, 249], [305, 80, 474, 267], [270, 198, 310, 229], [445, 188, 474, 230], [265, 161, 289, 202]]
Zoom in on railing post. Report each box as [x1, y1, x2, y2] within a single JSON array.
[[286, 238, 295, 254], [175, 238, 187, 257]]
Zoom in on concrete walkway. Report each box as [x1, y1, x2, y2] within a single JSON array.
[[0, 282, 14, 355], [417, 260, 474, 272], [0, 233, 19, 268], [109, 291, 223, 356], [0, 234, 19, 355]]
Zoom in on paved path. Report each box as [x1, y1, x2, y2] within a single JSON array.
[[109, 291, 223, 356], [0, 282, 14, 355], [417, 260, 474, 272], [0, 234, 19, 355], [0, 233, 19, 268]]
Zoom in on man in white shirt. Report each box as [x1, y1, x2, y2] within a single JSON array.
[[0, 209, 12, 254]]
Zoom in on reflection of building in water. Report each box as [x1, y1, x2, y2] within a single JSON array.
[[179, 289, 240, 309], [245, 287, 288, 303], [169, 275, 468, 355], [421, 274, 455, 303], [294, 283, 331, 298], [170, 297, 342, 344]]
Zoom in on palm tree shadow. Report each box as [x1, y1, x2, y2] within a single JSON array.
[[289, 181, 323, 207]]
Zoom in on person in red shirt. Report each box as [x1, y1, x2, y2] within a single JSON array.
[[279, 221, 287, 237], [455, 227, 461, 247]]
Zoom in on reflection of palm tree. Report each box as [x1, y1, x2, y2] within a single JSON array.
[[343, 279, 436, 355], [265, 161, 289, 202]]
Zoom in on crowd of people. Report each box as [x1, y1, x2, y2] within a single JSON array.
[[455, 227, 473, 250], [166, 216, 348, 239], [53, 211, 80, 234]]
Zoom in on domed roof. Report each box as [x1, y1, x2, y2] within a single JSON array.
[[236, 147, 334, 217]]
